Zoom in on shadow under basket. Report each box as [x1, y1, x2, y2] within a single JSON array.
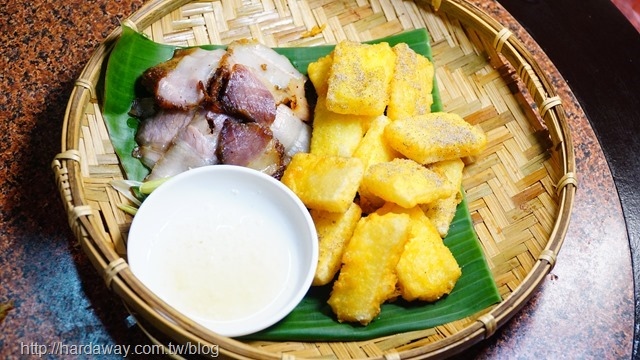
[[52, 0, 577, 358]]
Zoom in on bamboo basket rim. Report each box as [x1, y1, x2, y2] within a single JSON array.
[[52, 0, 577, 358]]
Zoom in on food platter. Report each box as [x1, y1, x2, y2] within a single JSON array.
[[52, 0, 576, 358]]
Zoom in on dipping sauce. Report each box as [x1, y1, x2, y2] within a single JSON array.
[[128, 165, 318, 337], [146, 198, 293, 322]]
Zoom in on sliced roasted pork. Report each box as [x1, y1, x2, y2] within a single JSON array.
[[132, 41, 310, 181], [217, 120, 285, 178], [222, 40, 311, 121], [208, 63, 276, 126], [270, 104, 311, 160], [146, 110, 220, 180], [206, 111, 235, 140], [141, 47, 226, 110], [133, 109, 196, 168]]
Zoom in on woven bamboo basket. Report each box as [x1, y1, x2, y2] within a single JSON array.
[[52, 0, 577, 358]]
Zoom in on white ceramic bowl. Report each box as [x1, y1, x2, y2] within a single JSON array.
[[127, 165, 318, 337]]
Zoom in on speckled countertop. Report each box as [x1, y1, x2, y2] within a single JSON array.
[[0, 0, 635, 359]]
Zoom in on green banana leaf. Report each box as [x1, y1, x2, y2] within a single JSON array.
[[101, 27, 500, 341]]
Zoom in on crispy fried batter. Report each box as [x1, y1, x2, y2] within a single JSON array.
[[377, 203, 461, 302], [353, 115, 401, 213], [421, 159, 465, 237], [327, 212, 411, 324], [352, 115, 401, 169], [326, 41, 396, 116], [281, 153, 364, 213], [362, 158, 456, 208], [311, 202, 362, 286], [396, 216, 461, 302], [387, 43, 435, 120], [304, 40, 476, 325], [307, 53, 333, 97], [384, 112, 487, 164], [310, 97, 369, 157]]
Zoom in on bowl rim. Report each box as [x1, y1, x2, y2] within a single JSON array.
[[126, 164, 319, 337]]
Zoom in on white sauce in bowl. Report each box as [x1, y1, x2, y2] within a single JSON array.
[[148, 200, 293, 322], [127, 165, 317, 337]]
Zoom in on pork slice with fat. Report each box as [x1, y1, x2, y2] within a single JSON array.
[[217, 119, 285, 178], [141, 47, 226, 110], [208, 63, 277, 126], [270, 104, 311, 161], [222, 40, 310, 121], [146, 110, 220, 180], [133, 109, 196, 169]]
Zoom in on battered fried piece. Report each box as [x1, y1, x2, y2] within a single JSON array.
[[326, 41, 396, 115], [307, 53, 333, 97], [384, 112, 487, 165], [387, 43, 435, 120], [422, 159, 465, 237], [376, 203, 461, 302], [309, 97, 368, 157], [395, 207, 462, 302], [281, 153, 364, 213], [311, 202, 362, 286], [352, 115, 400, 213], [362, 158, 456, 208], [352, 115, 400, 168], [327, 212, 411, 325]]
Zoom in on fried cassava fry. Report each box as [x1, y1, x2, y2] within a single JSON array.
[[327, 212, 411, 325]]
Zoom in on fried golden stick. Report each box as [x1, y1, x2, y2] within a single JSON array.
[[326, 41, 396, 116], [376, 203, 461, 302], [309, 97, 368, 158], [387, 43, 435, 120], [396, 216, 462, 302], [311, 202, 362, 286], [327, 212, 411, 324], [422, 158, 465, 237], [281, 152, 364, 213], [384, 112, 487, 165], [362, 158, 456, 208]]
